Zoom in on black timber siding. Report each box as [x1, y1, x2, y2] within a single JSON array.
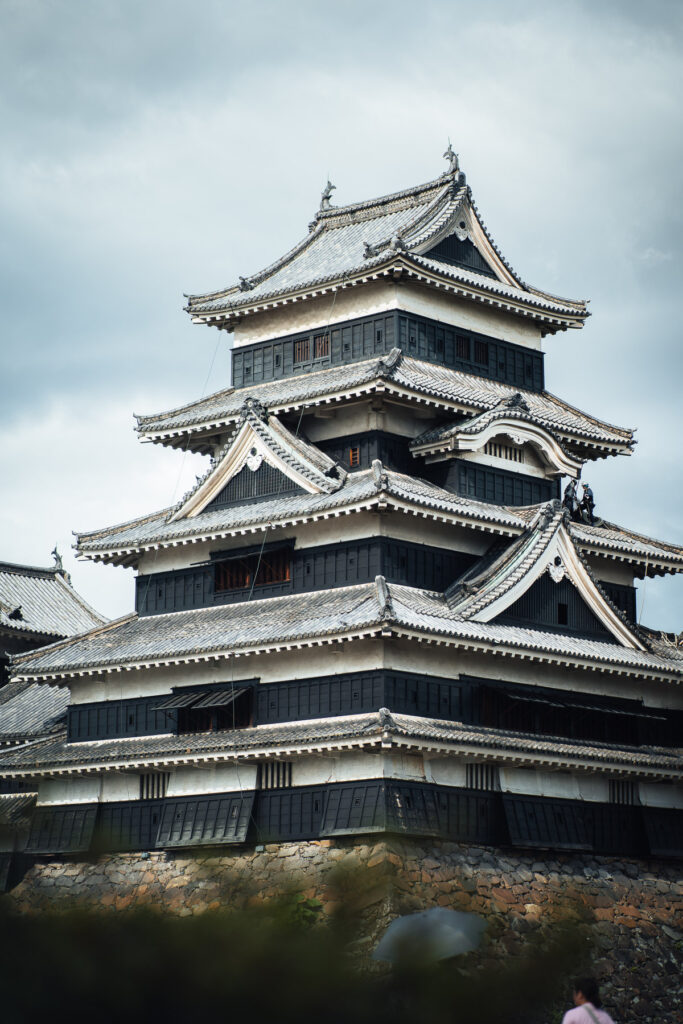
[[67, 696, 175, 742], [26, 788, 680, 856], [206, 462, 303, 509], [135, 539, 477, 615], [423, 236, 497, 277], [67, 671, 682, 747], [231, 311, 544, 392], [496, 574, 614, 640], [425, 459, 560, 506], [316, 431, 413, 473], [601, 581, 637, 622]]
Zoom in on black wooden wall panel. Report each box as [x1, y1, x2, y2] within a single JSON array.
[[321, 782, 386, 835], [502, 795, 592, 851], [316, 431, 413, 473], [424, 236, 497, 277], [642, 807, 683, 858], [254, 787, 326, 841], [26, 805, 98, 854], [206, 462, 302, 509], [67, 696, 175, 742], [231, 311, 544, 392], [497, 574, 614, 640], [601, 582, 637, 622], [426, 459, 559, 506], [136, 539, 478, 615], [96, 801, 164, 852], [156, 793, 255, 848]]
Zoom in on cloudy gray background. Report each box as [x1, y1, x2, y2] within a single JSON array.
[[1, 0, 681, 631]]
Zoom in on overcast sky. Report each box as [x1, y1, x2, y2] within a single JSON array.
[[1, 0, 681, 631]]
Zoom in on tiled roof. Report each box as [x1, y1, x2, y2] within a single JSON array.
[[9, 580, 683, 683], [185, 169, 586, 326], [75, 467, 526, 566], [0, 793, 36, 828], [0, 561, 105, 638], [136, 352, 633, 456], [571, 520, 683, 573], [0, 710, 678, 779], [0, 681, 69, 738]]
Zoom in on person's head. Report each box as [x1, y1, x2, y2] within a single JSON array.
[[573, 977, 602, 1008]]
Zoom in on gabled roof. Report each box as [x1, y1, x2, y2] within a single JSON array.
[[185, 162, 588, 331], [74, 466, 528, 567], [0, 560, 105, 638], [169, 398, 345, 521], [411, 392, 584, 477], [0, 712, 679, 780], [446, 502, 645, 650], [10, 578, 683, 684], [136, 351, 634, 460]]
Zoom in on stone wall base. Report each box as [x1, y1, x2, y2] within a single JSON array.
[[5, 839, 682, 1022]]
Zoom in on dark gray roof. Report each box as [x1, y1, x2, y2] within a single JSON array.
[[10, 579, 683, 682], [0, 793, 36, 828], [0, 561, 105, 638], [136, 352, 633, 457], [75, 466, 525, 566], [0, 681, 68, 738], [0, 710, 678, 779], [185, 170, 587, 327]]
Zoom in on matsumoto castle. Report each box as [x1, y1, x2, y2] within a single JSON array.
[[3, 148, 682, 863]]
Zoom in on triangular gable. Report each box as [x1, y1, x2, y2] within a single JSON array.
[[496, 573, 614, 641], [170, 400, 344, 522], [411, 195, 522, 288], [446, 503, 645, 650]]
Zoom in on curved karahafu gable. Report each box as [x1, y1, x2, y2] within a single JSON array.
[[446, 502, 645, 650], [184, 157, 588, 332], [411, 393, 584, 477], [169, 398, 346, 522]]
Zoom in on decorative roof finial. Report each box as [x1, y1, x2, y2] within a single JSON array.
[[443, 141, 459, 175], [320, 180, 336, 212], [51, 545, 63, 572]]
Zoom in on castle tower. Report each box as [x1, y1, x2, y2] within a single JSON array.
[[3, 151, 681, 867]]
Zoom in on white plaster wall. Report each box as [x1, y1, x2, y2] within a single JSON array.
[[232, 279, 545, 350], [639, 783, 683, 809], [424, 757, 467, 787], [585, 557, 637, 587], [303, 400, 435, 443], [500, 768, 608, 802], [166, 764, 258, 796], [291, 750, 425, 786], [101, 774, 141, 802], [38, 777, 101, 805], [456, 446, 551, 480]]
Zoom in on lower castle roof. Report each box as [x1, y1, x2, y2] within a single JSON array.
[[9, 580, 683, 684]]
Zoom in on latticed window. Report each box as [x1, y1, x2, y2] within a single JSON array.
[[294, 338, 310, 363], [349, 446, 361, 467], [456, 334, 470, 360], [313, 333, 330, 358], [473, 340, 489, 365], [485, 441, 522, 463], [140, 772, 170, 800], [609, 780, 637, 805], [258, 762, 293, 789], [215, 548, 291, 593], [466, 763, 500, 791]]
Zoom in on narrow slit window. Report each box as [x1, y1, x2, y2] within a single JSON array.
[[609, 780, 637, 805], [140, 772, 170, 800], [466, 763, 500, 791], [557, 602, 569, 626], [456, 335, 470, 360], [258, 762, 293, 789], [473, 340, 489, 365], [349, 446, 361, 467]]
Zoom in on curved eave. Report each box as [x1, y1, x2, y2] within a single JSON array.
[[187, 256, 588, 333], [137, 382, 632, 461]]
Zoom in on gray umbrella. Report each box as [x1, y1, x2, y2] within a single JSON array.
[[373, 907, 487, 964]]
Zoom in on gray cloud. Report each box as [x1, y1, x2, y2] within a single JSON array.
[[1, 0, 681, 629]]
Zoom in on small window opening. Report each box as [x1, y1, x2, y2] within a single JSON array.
[[294, 338, 310, 363], [215, 548, 291, 593], [466, 763, 500, 791], [313, 333, 329, 359], [557, 602, 569, 625], [473, 340, 489, 365], [609, 780, 637, 805], [258, 762, 293, 789], [349, 446, 361, 467], [376, 329, 382, 342], [140, 772, 170, 800], [456, 335, 470, 360], [275, 353, 281, 367]]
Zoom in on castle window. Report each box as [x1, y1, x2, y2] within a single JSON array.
[[313, 333, 329, 359], [557, 602, 568, 626], [140, 772, 170, 800], [294, 338, 310, 363], [473, 340, 489, 365], [258, 762, 293, 789], [215, 547, 291, 594], [485, 441, 522, 463], [609, 780, 637, 805], [157, 685, 254, 734], [349, 446, 361, 467], [466, 763, 500, 791], [456, 335, 470, 360]]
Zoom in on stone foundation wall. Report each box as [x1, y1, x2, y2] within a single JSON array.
[[5, 840, 682, 1022]]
